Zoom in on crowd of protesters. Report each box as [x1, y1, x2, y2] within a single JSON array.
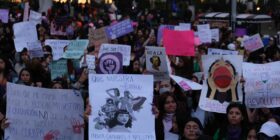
[[0, 0, 280, 140]]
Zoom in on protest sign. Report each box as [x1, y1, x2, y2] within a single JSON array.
[[243, 62, 280, 108], [208, 48, 239, 55], [13, 21, 38, 41], [170, 75, 202, 91], [105, 19, 134, 39], [45, 39, 71, 61], [88, 27, 109, 52], [27, 41, 44, 58], [145, 47, 169, 81], [194, 37, 201, 46], [179, 23, 191, 30], [86, 55, 96, 70], [50, 59, 68, 80], [63, 39, 89, 59], [199, 55, 243, 113], [243, 34, 264, 52], [157, 25, 175, 45], [96, 53, 123, 74], [5, 82, 84, 140], [175, 23, 191, 31], [0, 9, 9, 23], [29, 10, 42, 25], [198, 29, 212, 43], [197, 24, 210, 32], [235, 28, 247, 37], [88, 74, 155, 140], [14, 39, 28, 52], [163, 29, 195, 56], [23, 2, 29, 21], [13, 21, 38, 52], [39, 0, 53, 14], [98, 44, 131, 66], [50, 16, 69, 36], [211, 29, 219, 42]]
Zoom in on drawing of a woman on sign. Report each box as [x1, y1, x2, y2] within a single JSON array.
[[119, 90, 146, 120], [106, 88, 121, 107], [206, 58, 239, 103], [93, 89, 146, 132], [108, 110, 132, 132], [150, 55, 161, 71]]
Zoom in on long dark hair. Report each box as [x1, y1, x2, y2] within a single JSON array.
[[108, 109, 132, 128], [217, 102, 248, 140]]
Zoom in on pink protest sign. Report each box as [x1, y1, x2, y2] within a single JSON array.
[[0, 9, 9, 23], [178, 81, 191, 90], [194, 37, 201, 46], [243, 34, 264, 52], [163, 29, 195, 56]]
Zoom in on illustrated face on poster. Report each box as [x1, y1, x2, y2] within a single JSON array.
[[206, 58, 239, 103], [150, 56, 161, 71], [93, 89, 146, 132], [199, 55, 243, 113]]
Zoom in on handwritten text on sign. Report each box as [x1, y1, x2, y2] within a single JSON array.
[[243, 62, 280, 108], [243, 34, 264, 52], [5, 83, 84, 140], [98, 44, 131, 66]]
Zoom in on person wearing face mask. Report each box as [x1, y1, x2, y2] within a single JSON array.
[[180, 117, 212, 140]]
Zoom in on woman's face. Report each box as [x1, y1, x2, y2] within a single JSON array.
[[21, 52, 29, 62], [132, 62, 139, 72], [228, 107, 243, 125], [117, 113, 130, 125], [20, 70, 31, 82], [52, 83, 63, 89], [247, 129, 257, 140], [184, 121, 200, 140], [0, 59, 5, 71], [164, 96, 176, 114]]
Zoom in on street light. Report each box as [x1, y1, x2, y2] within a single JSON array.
[[105, 0, 112, 4]]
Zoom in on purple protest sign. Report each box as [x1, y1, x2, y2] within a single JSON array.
[[105, 19, 134, 39], [235, 28, 247, 37], [96, 52, 123, 74], [157, 25, 175, 45], [0, 9, 9, 23]]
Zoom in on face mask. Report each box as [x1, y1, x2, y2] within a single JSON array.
[[159, 87, 170, 94]]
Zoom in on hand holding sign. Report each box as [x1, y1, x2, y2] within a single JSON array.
[[104, 58, 116, 74]]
